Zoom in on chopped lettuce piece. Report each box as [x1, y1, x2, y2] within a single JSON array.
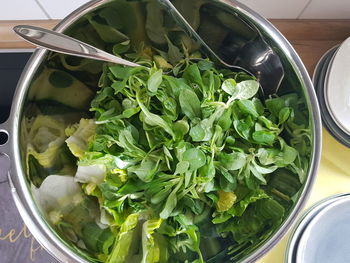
[[216, 191, 237, 212], [141, 219, 162, 263], [26, 115, 65, 169], [32, 175, 83, 224], [107, 213, 140, 263], [65, 118, 96, 159], [75, 164, 106, 185], [79, 153, 130, 170]]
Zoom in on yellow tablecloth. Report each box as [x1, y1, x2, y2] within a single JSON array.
[[258, 128, 350, 263]]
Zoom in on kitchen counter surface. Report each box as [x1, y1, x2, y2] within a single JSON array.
[[1, 19, 350, 75]]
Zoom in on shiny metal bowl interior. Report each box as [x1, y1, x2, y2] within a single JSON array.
[[0, 0, 322, 262]]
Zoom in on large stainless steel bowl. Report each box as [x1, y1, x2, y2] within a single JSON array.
[[0, 0, 321, 262]]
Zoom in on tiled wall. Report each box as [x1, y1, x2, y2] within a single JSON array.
[[1, 0, 350, 20], [241, 0, 350, 19], [0, 0, 89, 20]]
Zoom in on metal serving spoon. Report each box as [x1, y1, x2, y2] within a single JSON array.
[[156, 0, 284, 95], [14, 0, 284, 95], [13, 25, 140, 68]]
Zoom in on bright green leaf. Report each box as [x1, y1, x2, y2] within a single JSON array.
[[183, 148, 206, 171], [236, 80, 260, 100], [179, 89, 201, 119], [218, 152, 246, 171], [147, 69, 163, 93], [221, 79, 237, 96]]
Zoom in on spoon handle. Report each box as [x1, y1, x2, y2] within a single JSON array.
[[13, 25, 140, 67]]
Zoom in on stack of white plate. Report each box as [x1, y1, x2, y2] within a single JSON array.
[[285, 194, 350, 263], [285, 39, 350, 262], [313, 37, 350, 147]]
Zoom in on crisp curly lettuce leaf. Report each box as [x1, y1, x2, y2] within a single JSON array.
[[74, 152, 131, 187], [141, 218, 163, 263], [26, 115, 65, 169], [79, 152, 133, 169], [107, 213, 140, 263], [32, 174, 108, 252], [66, 118, 96, 159], [75, 164, 106, 185], [31, 175, 84, 224]]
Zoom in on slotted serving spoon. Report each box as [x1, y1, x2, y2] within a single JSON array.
[[156, 0, 284, 95], [13, 0, 284, 95]]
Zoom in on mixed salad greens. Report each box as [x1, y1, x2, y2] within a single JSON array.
[[23, 0, 311, 262]]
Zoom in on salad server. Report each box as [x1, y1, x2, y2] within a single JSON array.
[[14, 0, 284, 96]]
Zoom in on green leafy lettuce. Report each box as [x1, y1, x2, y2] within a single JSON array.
[[25, 2, 312, 262]]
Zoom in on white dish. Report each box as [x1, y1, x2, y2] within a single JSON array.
[[296, 195, 350, 263], [312, 45, 339, 84], [285, 193, 347, 263], [325, 36, 350, 135]]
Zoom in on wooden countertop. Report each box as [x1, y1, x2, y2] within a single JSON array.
[[1, 19, 350, 75]]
